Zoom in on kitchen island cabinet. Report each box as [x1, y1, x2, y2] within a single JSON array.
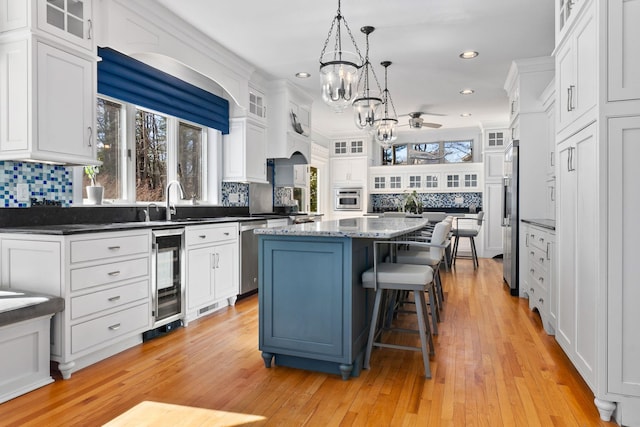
[[255, 217, 429, 380]]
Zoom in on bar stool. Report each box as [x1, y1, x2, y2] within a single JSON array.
[[452, 212, 484, 269], [361, 241, 437, 378], [394, 221, 451, 313]]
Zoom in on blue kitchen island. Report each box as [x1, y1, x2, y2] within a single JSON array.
[[255, 216, 429, 380]]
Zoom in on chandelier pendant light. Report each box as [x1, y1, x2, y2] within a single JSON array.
[[352, 26, 383, 130], [319, 0, 364, 113], [374, 61, 398, 147]]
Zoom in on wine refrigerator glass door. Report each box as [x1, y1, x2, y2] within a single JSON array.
[[152, 229, 185, 326]]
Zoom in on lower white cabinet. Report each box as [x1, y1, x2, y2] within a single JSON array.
[[521, 222, 555, 335], [0, 230, 151, 379], [185, 223, 239, 321]]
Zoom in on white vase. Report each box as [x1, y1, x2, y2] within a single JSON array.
[[86, 186, 103, 205]]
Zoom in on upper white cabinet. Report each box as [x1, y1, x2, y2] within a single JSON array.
[[0, 0, 96, 165], [223, 118, 267, 183], [248, 85, 267, 122], [37, 0, 94, 51], [331, 157, 367, 186], [0, 0, 94, 52], [607, 0, 640, 101], [556, 0, 589, 44], [555, 0, 596, 140], [333, 139, 366, 156], [0, 38, 96, 164], [267, 80, 313, 162], [484, 129, 507, 150]]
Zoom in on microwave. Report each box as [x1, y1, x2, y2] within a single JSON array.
[[335, 188, 362, 210]]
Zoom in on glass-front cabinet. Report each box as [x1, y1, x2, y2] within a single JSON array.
[[38, 0, 94, 50]]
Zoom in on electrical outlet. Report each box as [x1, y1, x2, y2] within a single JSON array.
[[454, 196, 464, 205], [17, 183, 29, 202], [229, 193, 239, 203]]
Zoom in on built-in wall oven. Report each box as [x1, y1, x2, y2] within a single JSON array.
[[334, 188, 362, 210], [146, 228, 185, 339]]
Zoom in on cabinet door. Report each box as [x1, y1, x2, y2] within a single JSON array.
[[0, 39, 28, 152], [483, 182, 503, 257], [245, 121, 266, 182], [37, 0, 94, 50], [556, 41, 574, 133], [213, 242, 238, 300], [608, 116, 640, 396], [37, 42, 94, 161], [331, 158, 352, 182], [556, 124, 598, 389], [608, 0, 640, 101], [187, 246, 214, 310]]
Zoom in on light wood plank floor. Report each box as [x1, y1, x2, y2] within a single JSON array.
[[1, 258, 616, 426]]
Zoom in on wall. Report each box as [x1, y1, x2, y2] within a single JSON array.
[[0, 162, 73, 207], [220, 182, 249, 207], [370, 192, 482, 212]]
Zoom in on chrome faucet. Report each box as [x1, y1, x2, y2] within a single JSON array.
[[144, 203, 159, 222], [165, 180, 186, 221]]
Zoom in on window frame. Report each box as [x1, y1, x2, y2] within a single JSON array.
[[79, 95, 209, 206], [381, 139, 474, 165]]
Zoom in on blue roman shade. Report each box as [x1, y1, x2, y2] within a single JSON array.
[[97, 47, 229, 134]]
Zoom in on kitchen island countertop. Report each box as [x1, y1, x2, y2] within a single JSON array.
[[254, 216, 429, 239]]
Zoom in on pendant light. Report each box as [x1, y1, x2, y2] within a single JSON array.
[[352, 26, 383, 130], [374, 61, 398, 146], [318, 0, 363, 113]]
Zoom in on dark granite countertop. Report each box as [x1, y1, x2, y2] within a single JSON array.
[[0, 289, 65, 327], [0, 216, 273, 235], [521, 218, 556, 231]]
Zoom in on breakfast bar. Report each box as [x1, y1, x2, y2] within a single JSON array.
[[255, 216, 429, 380]]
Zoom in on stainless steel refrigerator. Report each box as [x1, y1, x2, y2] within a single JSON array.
[[502, 140, 519, 295]]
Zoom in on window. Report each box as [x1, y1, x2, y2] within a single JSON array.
[[92, 96, 206, 204], [374, 176, 386, 189], [409, 175, 421, 188], [381, 140, 473, 164], [88, 98, 124, 200], [390, 176, 402, 189]]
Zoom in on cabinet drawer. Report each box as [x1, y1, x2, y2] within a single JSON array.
[[71, 302, 149, 354], [526, 245, 551, 271], [186, 225, 237, 246], [527, 264, 549, 293], [70, 280, 149, 320], [70, 257, 149, 292], [527, 230, 551, 253], [70, 234, 150, 264]]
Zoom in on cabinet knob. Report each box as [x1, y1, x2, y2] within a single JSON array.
[[538, 298, 544, 304], [530, 287, 534, 293]]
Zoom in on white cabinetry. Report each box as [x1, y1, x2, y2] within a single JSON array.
[[333, 139, 366, 156], [483, 130, 506, 258], [331, 157, 367, 186], [267, 80, 313, 162], [0, 0, 96, 164], [556, 123, 598, 392], [555, 0, 596, 141], [521, 222, 555, 335], [185, 223, 239, 322], [0, 230, 151, 379], [223, 118, 267, 183], [607, 115, 640, 424], [607, 0, 640, 101]]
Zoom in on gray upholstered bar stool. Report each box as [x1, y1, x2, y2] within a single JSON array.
[[361, 242, 437, 378], [452, 211, 484, 269], [394, 221, 451, 315]]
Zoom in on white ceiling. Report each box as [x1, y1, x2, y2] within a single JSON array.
[[155, 0, 555, 139]]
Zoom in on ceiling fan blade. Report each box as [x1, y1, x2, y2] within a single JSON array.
[[423, 122, 442, 128]]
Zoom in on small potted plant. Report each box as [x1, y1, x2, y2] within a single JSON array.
[[84, 165, 103, 205], [401, 190, 423, 214]]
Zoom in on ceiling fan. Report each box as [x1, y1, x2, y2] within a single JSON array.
[[398, 112, 443, 129]]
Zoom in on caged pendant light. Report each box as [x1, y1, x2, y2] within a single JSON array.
[[374, 61, 398, 146], [352, 26, 383, 130], [318, 0, 364, 113]]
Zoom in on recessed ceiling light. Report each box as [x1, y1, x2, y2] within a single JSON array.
[[460, 113, 472, 117], [460, 89, 475, 95], [296, 72, 311, 78], [459, 51, 479, 59]]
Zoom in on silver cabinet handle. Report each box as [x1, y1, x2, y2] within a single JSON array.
[[199, 235, 207, 239], [108, 246, 120, 250], [216, 253, 220, 269], [108, 295, 121, 302], [108, 323, 121, 331], [539, 298, 544, 304], [87, 126, 93, 147], [211, 253, 216, 269], [546, 242, 551, 260], [224, 232, 230, 236], [87, 19, 93, 40], [108, 271, 120, 276]]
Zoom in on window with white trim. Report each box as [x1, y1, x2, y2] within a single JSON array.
[[446, 174, 460, 188], [390, 176, 402, 189], [374, 176, 386, 189], [409, 175, 421, 188]]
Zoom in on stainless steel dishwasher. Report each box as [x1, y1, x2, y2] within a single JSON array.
[[239, 220, 268, 296]]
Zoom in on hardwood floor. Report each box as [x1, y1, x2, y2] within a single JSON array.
[[1, 258, 616, 426]]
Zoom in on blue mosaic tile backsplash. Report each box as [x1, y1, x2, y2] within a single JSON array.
[[221, 182, 249, 207], [370, 192, 483, 211], [274, 187, 293, 207], [0, 161, 73, 207]]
